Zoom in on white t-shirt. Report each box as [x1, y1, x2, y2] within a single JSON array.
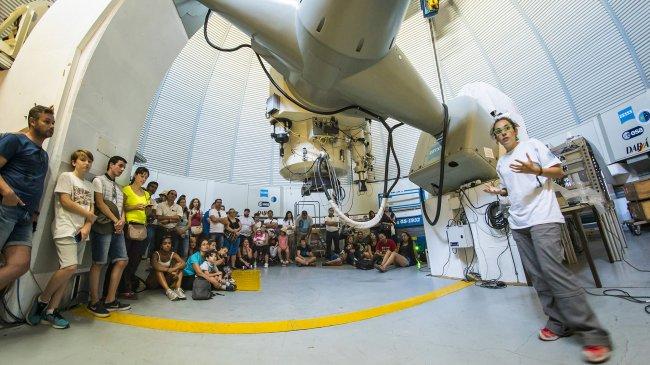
[[199, 261, 216, 274], [324, 215, 340, 232], [263, 218, 278, 229], [209, 208, 226, 233], [53, 172, 94, 239], [280, 218, 295, 235], [156, 202, 183, 229], [496, 138, 565, 229], [239, 216, 254, 237]]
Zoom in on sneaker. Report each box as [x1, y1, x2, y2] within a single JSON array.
[[166, 288, 179, 301], [264, 262, 269, 268], [175, 288, 187, 300], [42, 310, 70, 329], [582, 346, 611, 363], [538, 328, 560, 341], [26, 294, 48, 326], [105, 300, 131, 312], [87, 301, 110, 318]]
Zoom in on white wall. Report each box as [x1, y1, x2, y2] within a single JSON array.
[[0, 0, 187, 314]]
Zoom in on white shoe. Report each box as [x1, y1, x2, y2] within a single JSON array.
[[174, 288, 186, 300], [264, 263, 269, 268], [166, 289, 179, 301]]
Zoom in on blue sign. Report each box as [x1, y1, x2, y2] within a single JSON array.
[[259, 189, 268, 198], [271, 196, 277, 203], [618, 106, 635, 124], [622, 126, 644, 140], [396, 215, 423, 228], [639, 110, 650, 124]]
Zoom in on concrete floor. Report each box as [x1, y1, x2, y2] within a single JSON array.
[[1, 231, 649, 365]]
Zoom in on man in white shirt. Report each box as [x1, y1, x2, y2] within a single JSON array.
[[484, 115, 611, 363], [239, 208, 254, 242], [324, 207, 340, 259], [156, 190, 183, 251], [263, 210, 278, 231], [209, 198, 227, 247]]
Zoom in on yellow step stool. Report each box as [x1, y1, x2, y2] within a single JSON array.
[[231, 269, 261, 291]]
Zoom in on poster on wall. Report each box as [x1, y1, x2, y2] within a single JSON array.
[[248, 186, 282, 217], [599, 91, 650, 162]]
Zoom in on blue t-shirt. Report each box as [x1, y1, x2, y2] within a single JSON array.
[[183, 251, 204, 277], [0, 133, 49, 213]]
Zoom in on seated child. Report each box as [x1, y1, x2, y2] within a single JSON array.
[[237, 238, 254, 269], [181, 238, 210, 290], [323, 236, 361, 267], [277, 230, 290, 266], [252, 227, 269, 268], [200, 250, 235, 291], [295, 237, 316, 267], [146, 236, 186, 300]]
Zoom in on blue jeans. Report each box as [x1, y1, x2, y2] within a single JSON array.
[[0, 204, 33, 250], [209, 232, 224, 248], [177, 234, 189, 257], [91, 231, 128, 265], [144, 224, 157, 258], [224, 236, 240, 256]]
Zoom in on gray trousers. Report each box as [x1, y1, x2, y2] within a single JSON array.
[[512, 223, 611, 347]]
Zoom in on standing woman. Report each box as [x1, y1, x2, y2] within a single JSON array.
[[281, 211, 296, 260], [121, 166, 151, 298], [176, 195, 190, 258], [223, 208, 241, 268], [189, 198, 203, 238]]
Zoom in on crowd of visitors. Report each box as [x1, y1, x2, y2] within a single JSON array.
[[1, 105, 417, 331]]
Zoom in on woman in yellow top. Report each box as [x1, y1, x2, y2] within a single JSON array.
[[119, 166, 151, 298]]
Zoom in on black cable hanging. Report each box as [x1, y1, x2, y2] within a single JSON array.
[[420, 103, 450, 226]]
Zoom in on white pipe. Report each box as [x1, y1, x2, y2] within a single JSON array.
[[328, 197, 387, 229]]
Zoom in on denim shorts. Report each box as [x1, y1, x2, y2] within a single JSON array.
[[91, 230, 128, 265], [0, 204, 33, 250]]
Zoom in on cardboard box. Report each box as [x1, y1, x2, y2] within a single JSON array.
[[628, 200, 650, 221], [624, 178, 650, 201]]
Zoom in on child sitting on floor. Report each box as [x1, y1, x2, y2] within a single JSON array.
[[237, 238, 254, 269], [252, 227, 269, 268], [146, 236, 186, 301], [295, 237, 316, 267], [200, 250, 235, 291]]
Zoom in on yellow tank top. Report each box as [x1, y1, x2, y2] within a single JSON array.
[[122, 185, 149, 224]]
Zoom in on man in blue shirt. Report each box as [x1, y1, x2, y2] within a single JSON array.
[[0, 105, 54, 291]]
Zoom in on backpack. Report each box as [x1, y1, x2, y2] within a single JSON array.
[[191, 277, 212, 300], [356, 258, 374, 270]]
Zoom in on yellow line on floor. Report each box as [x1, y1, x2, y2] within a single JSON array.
[[73, 280, 472, 334]]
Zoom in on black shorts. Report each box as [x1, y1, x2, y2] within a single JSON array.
[[255, 245, 269, 255]]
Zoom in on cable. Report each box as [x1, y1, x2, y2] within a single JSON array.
[[585, 289, 650, 314], [420, 103, 450, 226], [204, 11, 252, 52]]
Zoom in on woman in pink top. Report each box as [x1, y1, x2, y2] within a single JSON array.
[[277, 230, 290, 266]]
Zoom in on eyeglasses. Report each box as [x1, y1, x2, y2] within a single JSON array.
[[493, 124, 513, 136]]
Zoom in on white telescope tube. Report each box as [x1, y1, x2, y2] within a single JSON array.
[[328, 197, 388, 229]]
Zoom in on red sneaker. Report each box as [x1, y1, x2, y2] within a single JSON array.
[[582, 346, 611, 363], [538, 327, 559, 341]]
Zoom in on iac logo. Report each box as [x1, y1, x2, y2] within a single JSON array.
[[622, 126, 644, 140], [626, 138, 649, 155], [618, 106, 635, 124]]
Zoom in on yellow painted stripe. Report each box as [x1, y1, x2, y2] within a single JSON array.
[[73, 280, 471, 334]]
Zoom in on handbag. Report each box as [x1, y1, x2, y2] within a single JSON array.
[[127, 223, 147, 241], [190, 226, 203, 235], [92, 200, 120, 235]]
